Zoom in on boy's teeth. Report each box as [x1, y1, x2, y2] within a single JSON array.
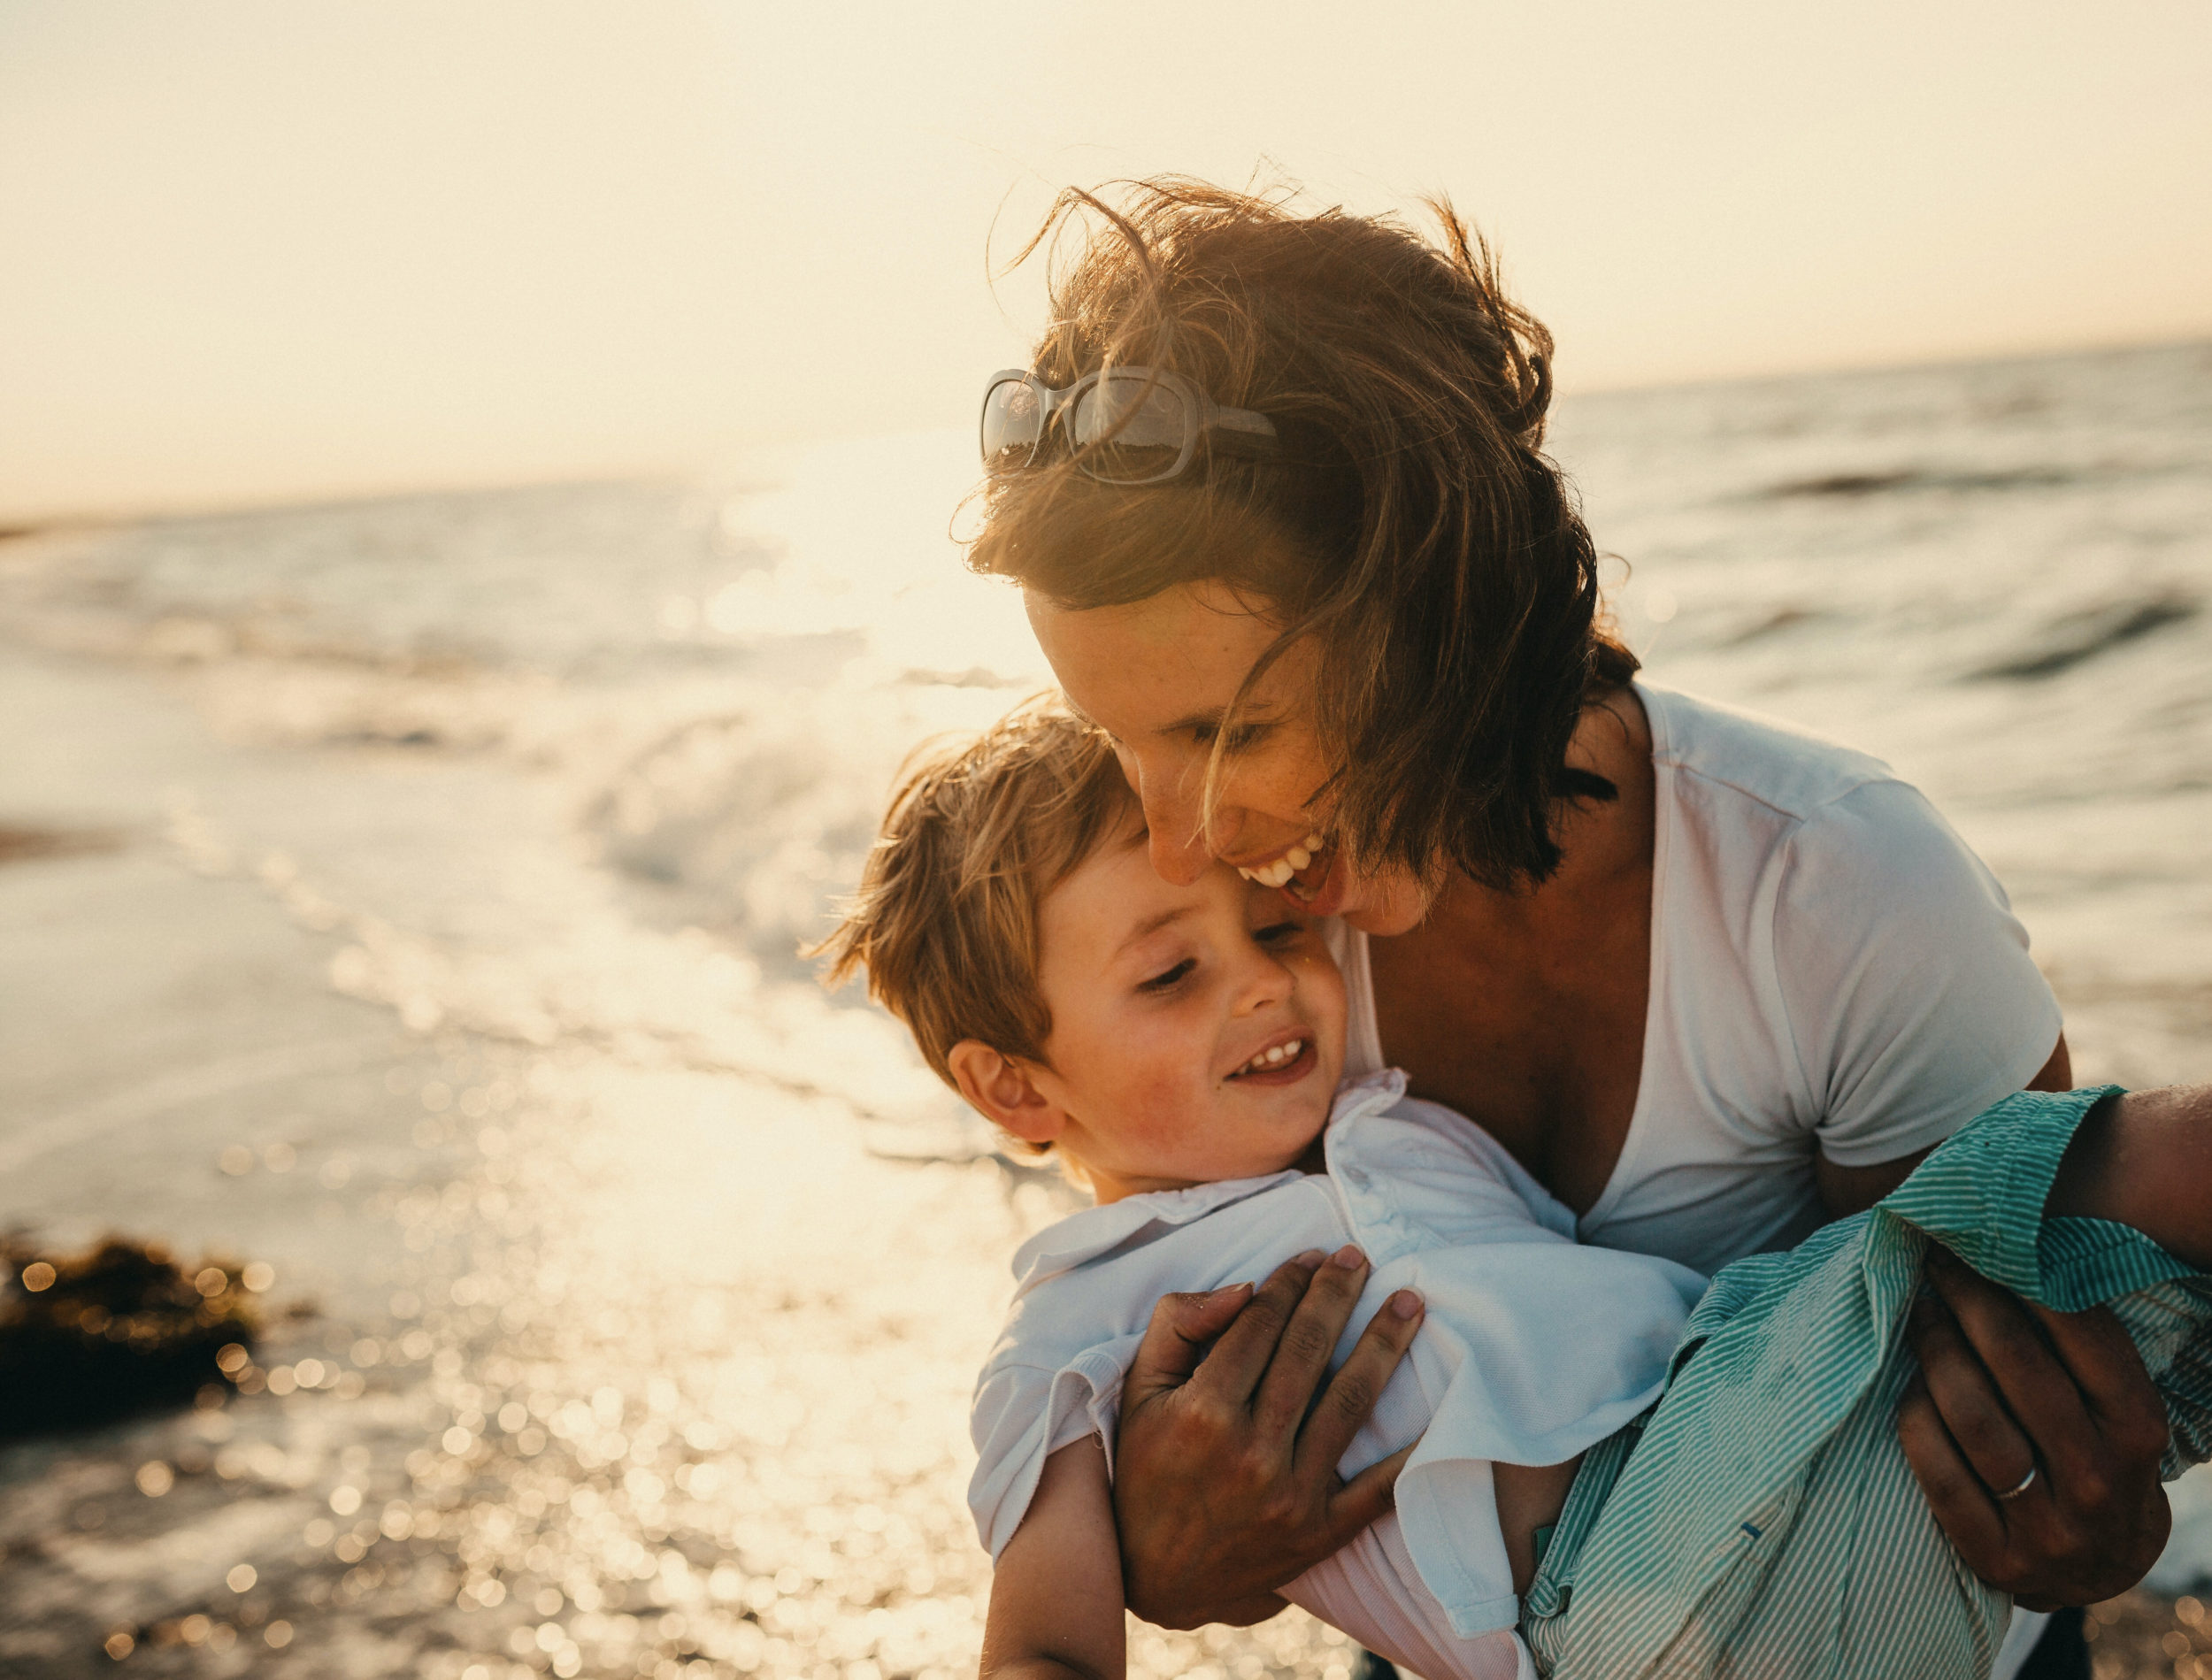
[[1237, 1038, 1304, 1076]]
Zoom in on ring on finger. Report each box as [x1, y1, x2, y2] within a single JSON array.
[[1993, 1463, 2039, 1503]]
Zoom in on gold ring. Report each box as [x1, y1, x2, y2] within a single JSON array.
[[1993, 1464, 2039, 1503]]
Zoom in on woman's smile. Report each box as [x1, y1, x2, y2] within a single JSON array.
[[1232, 832, 1327, 890]]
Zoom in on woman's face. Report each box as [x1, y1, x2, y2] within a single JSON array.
[[1026, 579, 1436, 935]]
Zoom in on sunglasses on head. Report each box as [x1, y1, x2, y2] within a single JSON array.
[[979, 366, 1281, 486]]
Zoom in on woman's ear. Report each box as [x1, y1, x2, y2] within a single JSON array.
[[947, 1040, 1064, 1146]]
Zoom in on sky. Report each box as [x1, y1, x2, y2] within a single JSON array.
[[1, 0, 2208, 521]]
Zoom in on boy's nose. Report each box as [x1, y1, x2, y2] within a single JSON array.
[[1230, 939, 1297, 1013]]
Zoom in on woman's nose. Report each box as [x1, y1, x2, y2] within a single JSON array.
[[1133, 762, 1221, 886], [1145, 811, 1211, 886]]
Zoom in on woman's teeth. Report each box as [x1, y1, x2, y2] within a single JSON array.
[[1239, 834, 1326, 889], [1233, 1038, 1305, 1077]]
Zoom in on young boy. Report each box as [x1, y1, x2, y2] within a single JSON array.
[[820, 702, 2212, 1680]]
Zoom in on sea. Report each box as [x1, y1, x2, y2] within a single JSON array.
[[1, 339, 2208, 1677]]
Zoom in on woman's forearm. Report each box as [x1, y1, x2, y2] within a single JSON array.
[[2047, 1085, 2212, 1269]]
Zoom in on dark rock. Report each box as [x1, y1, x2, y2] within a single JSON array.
[[0, 1238, 260, 1442]]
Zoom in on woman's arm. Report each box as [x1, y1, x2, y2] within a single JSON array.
[[1110, 1250, 1425, 1630], [1776, 783, 2178, 1613], [1815, 1035, 2074, 1219], [981, 1437, 1133, 1680], [2048, 1081, 2212, 1265], [1816, 1032, 2174, 1607], [1893, 1075, 2204, 1613]]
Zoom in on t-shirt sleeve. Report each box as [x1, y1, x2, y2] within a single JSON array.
[[966, 1339, 1138, 1561], [1772, 779, 2064, 1169]]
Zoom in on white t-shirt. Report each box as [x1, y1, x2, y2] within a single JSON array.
[[969, 1071, 1709, 1680], [1327, 682, 2064, 1678], [1329, 680, 2064, 1278]]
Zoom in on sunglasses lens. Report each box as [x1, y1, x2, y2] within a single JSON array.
[[981, 379, 1046, 470], [1072, 373, 1189, 481]]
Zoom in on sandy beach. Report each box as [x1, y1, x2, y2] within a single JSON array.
[[4, 341, 2209, 1677]]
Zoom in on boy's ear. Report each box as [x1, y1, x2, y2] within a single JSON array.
[[946, 1040, 1064, 1145]]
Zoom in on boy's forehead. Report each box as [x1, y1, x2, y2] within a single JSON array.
[[1046, 826, 1243, 955]]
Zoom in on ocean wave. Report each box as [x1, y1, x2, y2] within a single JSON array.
[[1970, 593, 2200, 682], [1760, 464, 2082, 499]]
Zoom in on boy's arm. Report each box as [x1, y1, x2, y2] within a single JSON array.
[[980, 1437, 1132, 1680]]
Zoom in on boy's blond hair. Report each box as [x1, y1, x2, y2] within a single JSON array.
[[816, 697, 1136, 1085]]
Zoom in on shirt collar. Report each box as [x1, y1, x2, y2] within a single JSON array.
[[1009, 1170, 1305, 1292], [1006, 1069, 1409, 1293]]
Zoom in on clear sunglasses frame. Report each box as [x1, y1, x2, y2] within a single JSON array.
[[979, 365, 1280, 486]]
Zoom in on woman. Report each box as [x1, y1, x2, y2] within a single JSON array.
[[964, 180, 2170, 1676]]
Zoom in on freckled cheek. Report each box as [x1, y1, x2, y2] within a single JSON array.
[[1098, 1022, 1218, 1129], [1230, 754, 1321, 828]]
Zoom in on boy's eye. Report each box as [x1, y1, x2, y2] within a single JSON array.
[[1138, 958, 1195, 993], [1253, 921, 1302, 943]]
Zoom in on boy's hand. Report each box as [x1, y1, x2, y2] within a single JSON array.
[[1111, 1247, 1424, 1630]]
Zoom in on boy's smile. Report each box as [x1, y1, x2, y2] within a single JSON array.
[[951, 814, 1347, 1203]]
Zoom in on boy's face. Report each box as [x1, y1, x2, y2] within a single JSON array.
[[1024, 817, 1347, 1201]]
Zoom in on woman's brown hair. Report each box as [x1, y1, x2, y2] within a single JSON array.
[[966, 177, 1636, 890]]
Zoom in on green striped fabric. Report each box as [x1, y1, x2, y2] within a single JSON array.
[[1522, 1087, 2212, 1680]]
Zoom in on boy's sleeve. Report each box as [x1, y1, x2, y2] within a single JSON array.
[[966, 1338, 1141, 1560], [1773, 779, 2064, 1170]]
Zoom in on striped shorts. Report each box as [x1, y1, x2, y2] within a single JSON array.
[[1522, 1087, 2212, 1680]]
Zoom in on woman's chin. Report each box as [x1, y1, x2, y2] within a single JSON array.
[[1308, 859, 1433, 936], [1342, 901, 1428, 937]]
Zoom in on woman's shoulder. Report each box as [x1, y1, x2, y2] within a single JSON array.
[[1636, 679, 1907, 825], [1636, 679, 2007, 922]]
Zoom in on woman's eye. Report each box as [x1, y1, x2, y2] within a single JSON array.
[[1188, 721, 1269, 753], [1138, 959, 1195, 993]]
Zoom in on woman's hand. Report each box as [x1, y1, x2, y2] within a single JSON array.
[[1111, 1247, 1425, 1630], [1898, 1247, 2172, 1609]]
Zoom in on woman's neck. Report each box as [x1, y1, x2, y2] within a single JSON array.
[[1361, 687, 1659, 1212], [1436, 686, 1656, 938]]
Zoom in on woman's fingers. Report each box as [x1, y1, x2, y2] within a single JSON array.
[[1120, 1278, 1263, 1415], [1293, 1286, 1424, 1483], [1915, 1254, 2061, 1492], [2028, 1298, 2170, 1461], [1185, 1251, 1331, 1408], [1252, 1246, 1374, 1437], [1904, 1247, 2174, 1607], [1329, 1440, 1417, 1543], [1897, 1366, 2008, 1561], [1110, 1253, 1408, 1628]]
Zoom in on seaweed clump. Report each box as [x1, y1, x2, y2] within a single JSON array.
[[0, 1238, 263, 1443]]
